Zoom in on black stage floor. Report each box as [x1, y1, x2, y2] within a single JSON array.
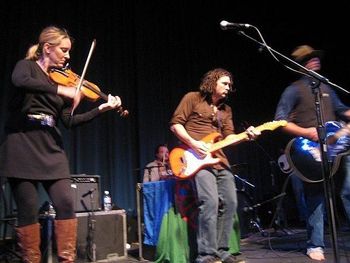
[[235, 227, 350, 263], [125, 227, 350, 263], [1, 226, 349, 262]]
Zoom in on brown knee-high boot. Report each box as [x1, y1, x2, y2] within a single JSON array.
[[54, 218, 77, 263], [15, 223, 41, 263]]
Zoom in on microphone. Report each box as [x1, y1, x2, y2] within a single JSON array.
[[220, 20, 251, 30], [81, 188, 96, 198]]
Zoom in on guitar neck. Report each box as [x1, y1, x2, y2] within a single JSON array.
[[208, 121, 286, 153], [209, 133, 248, 153]]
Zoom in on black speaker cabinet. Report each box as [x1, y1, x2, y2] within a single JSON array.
[[71, 174, 101, 212], [76, 210, 127, 262]]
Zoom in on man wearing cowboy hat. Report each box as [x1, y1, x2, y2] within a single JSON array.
[[274, 45, 350, 261]]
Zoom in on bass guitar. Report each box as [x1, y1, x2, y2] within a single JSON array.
[[170, 120, 287, 179], [285, 121, 350, 183]]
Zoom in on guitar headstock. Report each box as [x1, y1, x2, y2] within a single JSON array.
[[258, 120, 287, 131]]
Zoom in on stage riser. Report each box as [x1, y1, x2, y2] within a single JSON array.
[[76, 210, 127, 262]]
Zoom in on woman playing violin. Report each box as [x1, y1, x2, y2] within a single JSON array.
[[0, 26, 121, 263]]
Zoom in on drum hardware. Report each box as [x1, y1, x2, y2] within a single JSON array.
[[249, 218, 266, 237], [250, 192, 286, 210], [240, 192, 289, 237], [235, 141, 290, 235], [231, 163, 255, 192], [234, 166, 289, 237], [234, 174, 255, 189], [266, 173, 293, 235], [232, 167, 264, 237], [237, 190, 266, 238]]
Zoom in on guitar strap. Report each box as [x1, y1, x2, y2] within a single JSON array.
[[217, 110, 223, 133], [216, 102, 226, 134]]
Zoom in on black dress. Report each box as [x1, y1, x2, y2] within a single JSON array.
[[0, 59, 100, 180]]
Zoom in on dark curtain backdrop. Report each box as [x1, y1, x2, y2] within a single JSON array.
[[1, 1, 350, 216]]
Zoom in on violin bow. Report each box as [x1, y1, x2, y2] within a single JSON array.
[[70, 39, 97, 116]]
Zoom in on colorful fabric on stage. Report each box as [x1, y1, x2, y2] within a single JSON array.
[[143, 180, 175, 245], [142, 179, 240, 263]]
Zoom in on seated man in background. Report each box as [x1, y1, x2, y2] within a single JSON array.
[[143, 144, 173, 182]]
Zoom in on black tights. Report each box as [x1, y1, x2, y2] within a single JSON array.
[[8, 178, 75, 226]]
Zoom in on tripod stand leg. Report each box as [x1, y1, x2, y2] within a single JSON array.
[[0, 245, 21, 263], [249, 218, 268, 237], [267, 174, 291, 232]]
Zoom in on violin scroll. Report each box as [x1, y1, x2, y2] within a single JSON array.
[[118, 107, 129, 117]]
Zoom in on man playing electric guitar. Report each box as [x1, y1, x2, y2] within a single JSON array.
[[274, 45, 350, 261], [170, 68, 259, 263]]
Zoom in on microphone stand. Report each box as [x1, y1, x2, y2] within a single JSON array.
[[230, 28, 348, 262], [144, 165, 164, 181], [82, 189, 97, 262], [234, 174, 255, 189]]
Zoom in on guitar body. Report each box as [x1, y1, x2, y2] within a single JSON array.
[[170, 120, 287, 179], [285, 121, 350, 183], [169, 133, 222, 179]]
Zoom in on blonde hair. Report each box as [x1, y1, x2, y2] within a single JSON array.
[[25, 26, 72, 60]]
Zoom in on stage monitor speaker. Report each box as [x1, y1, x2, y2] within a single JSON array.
[[71, 174, 101, 212], [76, 210, 127, 262]]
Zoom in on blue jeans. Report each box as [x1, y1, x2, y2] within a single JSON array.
[[340, 155, 350, 225], [304, 186, 325, 249], [194, 168, 237, 260], [302, 155, 350, 249], [290, 173, 308, 222]]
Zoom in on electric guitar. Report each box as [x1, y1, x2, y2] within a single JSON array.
[[285, 121, 350, 183], [170, 120, 287, 179]]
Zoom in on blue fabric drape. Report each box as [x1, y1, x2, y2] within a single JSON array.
[[143, 180, 176, 245]]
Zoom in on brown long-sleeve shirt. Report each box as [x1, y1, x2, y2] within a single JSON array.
[[170, 91, 234, 169]]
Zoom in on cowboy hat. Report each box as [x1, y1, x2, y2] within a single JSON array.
[[291, 45, 323, 64]]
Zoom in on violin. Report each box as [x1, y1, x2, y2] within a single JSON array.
[[49, 68, 128, 117]]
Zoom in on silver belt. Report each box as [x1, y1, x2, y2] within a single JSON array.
[[27, 113, 56, 127]]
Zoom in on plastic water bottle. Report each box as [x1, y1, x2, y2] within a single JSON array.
[[103, 190, 112, 211]]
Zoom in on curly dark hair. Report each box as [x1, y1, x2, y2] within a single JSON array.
[[199, 68, 233, 97]]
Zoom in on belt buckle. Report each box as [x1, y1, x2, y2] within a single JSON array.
[[27, 113, 55, 127], [40, 114, 54, 127]]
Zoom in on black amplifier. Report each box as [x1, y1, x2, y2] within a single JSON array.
[[71, 174, 101, 212]]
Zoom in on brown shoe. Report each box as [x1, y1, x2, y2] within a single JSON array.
[[195, 255, 222, 263], [222, 255, 246, 263]]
